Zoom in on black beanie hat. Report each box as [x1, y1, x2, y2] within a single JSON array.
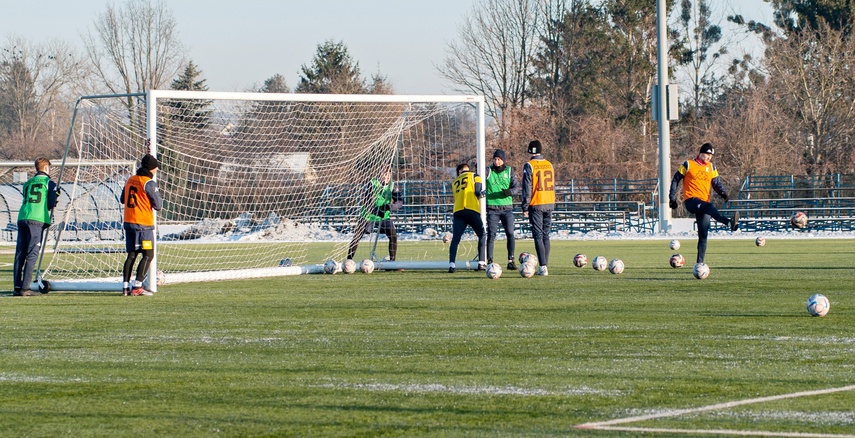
[[528, 140, 542, 154], [493, 149, 506, 161], [141, 154, 160, 170], [699, 143, 715, 155]]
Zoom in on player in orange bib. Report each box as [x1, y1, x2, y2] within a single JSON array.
[[668, 143, 739, 264], [521, 140, 555, 276], [121, 154, 163, 296]]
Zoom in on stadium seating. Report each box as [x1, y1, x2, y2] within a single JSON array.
[[717, 174, 855, 231], [315, 178, 659, 236]]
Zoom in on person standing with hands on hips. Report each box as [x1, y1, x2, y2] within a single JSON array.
[[668, 142, 739, 265], [13, 157, 59, 296], [448, 163, 487, 273], [521, 140, 555, 276], [485, 149, 520, 270], [121, 154, 163, 296]]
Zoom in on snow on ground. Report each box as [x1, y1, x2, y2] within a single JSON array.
[[157, 217, 855, 244]]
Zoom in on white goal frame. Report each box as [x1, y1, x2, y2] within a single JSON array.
[[40, 90, 486, 292]]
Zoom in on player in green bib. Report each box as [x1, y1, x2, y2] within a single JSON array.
[[13, 158, 59, 296], [485, 149, 520, 270], [347, 168, 402, 261]]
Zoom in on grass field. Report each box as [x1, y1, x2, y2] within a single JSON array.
[[1, 238, 853, 436]]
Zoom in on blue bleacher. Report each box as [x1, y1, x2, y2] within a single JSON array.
[[719, 174, 855, 231]]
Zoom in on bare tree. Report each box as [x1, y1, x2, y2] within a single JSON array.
[[699, 85, 801, 187], [0, 36, 85, 159], [672, 0, 731, 112], [439, 0, 541, 138], [764, 20, 855, 175], [82, 0, 185, 113]]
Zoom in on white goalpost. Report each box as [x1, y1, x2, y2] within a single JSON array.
[[38, 90, 486, 292]]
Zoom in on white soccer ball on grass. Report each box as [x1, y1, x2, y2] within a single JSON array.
[[323, 259, 338, 274], [806, 293, 830, 317], [519, 252, 537, 266], [486, 263, 503, 279], [342, 259, 357, 274], [360, 259, 375, 274], [692, 262, 710, 279], [755, 236, 766, 247], [518, 261, 536, 278], [608, 258, 624, 274], [669, 254, 684, 268], [669, 239, 681, 250], [591, 256, 607, 271], [573, 254, 587, 268]]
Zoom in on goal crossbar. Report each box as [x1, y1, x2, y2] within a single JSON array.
[[37, 90, 487, 292]]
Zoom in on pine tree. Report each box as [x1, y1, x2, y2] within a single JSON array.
[[260, 74, 290, 93], [167, 61, 212, 129], [296, 40, 366, 94]]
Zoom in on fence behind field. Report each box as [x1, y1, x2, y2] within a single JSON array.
[[717, 174, 855, 232]]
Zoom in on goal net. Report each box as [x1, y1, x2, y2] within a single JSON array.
[[41, 90, 485, 291]]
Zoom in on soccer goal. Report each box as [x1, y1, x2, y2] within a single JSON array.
[[38, 90, 486, 292]]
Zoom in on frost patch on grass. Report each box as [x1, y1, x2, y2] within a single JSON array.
[[314, 381, 625, 397], [0, 373, 88, 383], [711, 410, 855, 425], [700, 335, 855, 345]]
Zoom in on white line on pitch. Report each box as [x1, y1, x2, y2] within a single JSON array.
[[575, 384, 855, 429], [587, 426, 855, 438]]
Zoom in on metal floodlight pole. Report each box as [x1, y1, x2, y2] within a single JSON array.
[[656, 0, 672, 233]]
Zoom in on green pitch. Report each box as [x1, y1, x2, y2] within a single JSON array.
[[1, 238, 853, 436]]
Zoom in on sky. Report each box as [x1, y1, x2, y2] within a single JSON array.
[[1, 0, 775, 95]]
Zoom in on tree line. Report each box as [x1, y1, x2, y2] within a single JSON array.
[[442, 0, 855, 192], [0, 0, 391, 164], [2, 0, 853, 194]]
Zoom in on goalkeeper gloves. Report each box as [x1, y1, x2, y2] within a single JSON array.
[[721, 193, 729, 202], [669, 199, 679, 209]]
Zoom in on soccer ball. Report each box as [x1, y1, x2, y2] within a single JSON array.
[[755, 236, 766, 247], [791, 211, 808, 229], [342, 259, 357, 274], [360, 259, 375, 274], [608, 258, 624, 274], [693, 262, 710, 279], [592, 256, 607, 271], [441, 232, 452, 243], [519, 252, 537, 265], [486, 263, 503, 279], [573, 253, 588, 268], [806, 293, 830, 317], [669, 239, 681, 250], [518, 261, 536, 278], [669, 254, 684, 268], [156, 270, 166, 286], [279, 258, 292, 267], [323, 259, 338, 274]]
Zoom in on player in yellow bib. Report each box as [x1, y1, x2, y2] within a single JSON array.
[[668, 142, 739, 264], [448, 163, 486, 273]]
